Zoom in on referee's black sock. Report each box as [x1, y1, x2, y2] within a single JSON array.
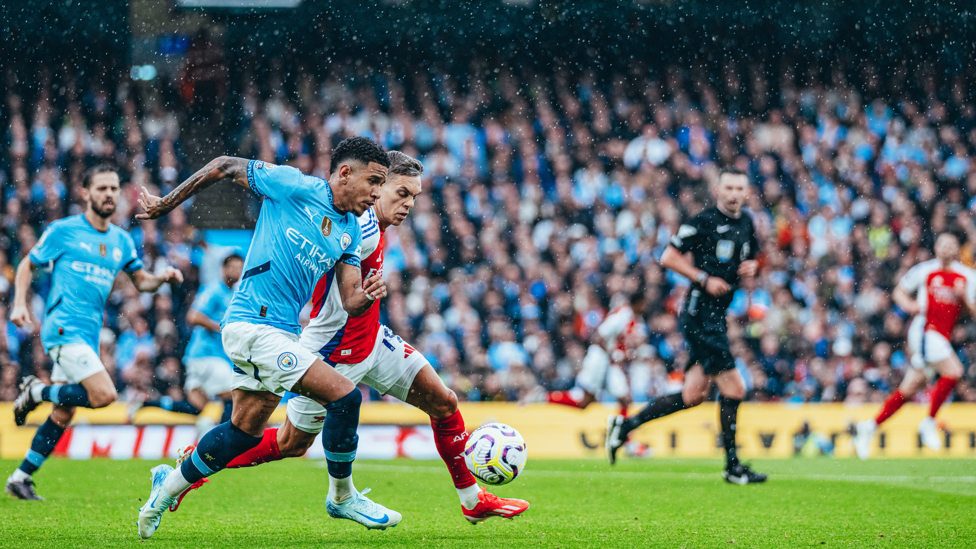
[[719, 395, 740, 469], [621, 393, 687, 436]]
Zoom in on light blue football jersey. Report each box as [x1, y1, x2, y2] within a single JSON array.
[[223, 161, 363, 334], [183, 280, 234, 362], [29, 215, 144, 351]]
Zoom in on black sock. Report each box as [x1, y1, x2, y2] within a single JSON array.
[[719, 395, 741, 469], [18, 418, 66, 476], [41, 384, 91, 408], [180, 422, 262, 483], [220, 400, 233, 423], [621, 393, 687, 436]]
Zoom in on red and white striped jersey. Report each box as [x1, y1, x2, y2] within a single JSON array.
[[597, 305, 643, 358], [899, 259, 976, 339], [301, 208, 384, 364]]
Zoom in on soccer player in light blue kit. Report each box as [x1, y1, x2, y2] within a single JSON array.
[[6, 165, 184, 501], [134, 137, 397, 539], [128, 253, 244, 425]]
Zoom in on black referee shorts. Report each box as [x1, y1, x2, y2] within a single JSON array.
[[680, 314, 735, 376]]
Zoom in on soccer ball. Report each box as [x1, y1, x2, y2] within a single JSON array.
[[463, 423, 527, 486]]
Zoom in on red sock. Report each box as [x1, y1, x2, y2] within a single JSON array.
[[547, 391, 583, 408], [226, 428, 283, 468], [875, 390, 906, 426], [430, 410, 478, 489], [929, 377, 958, 418]]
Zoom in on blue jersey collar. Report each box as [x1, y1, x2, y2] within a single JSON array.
[[80, 213, 111, 234]]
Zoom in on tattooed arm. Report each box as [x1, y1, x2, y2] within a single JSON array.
[[335, 263, 387, 317], [136, 156, 250, 220]]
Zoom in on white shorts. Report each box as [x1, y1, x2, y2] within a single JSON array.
[[576, 344, 630, 400], [185, 357, 235, 398], [287, 325, 428, 434], [908, 318, 955, 369], [222, 322, 320, 395], [50, 344, 105, 384]]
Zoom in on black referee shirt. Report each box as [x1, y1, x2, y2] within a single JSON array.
[[670, 206, 760, 317]]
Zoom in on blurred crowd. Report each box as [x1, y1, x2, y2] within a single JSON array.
[[4, 55, 976, 408]]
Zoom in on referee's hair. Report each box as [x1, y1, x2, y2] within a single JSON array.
[[719, 167, 747, 178]]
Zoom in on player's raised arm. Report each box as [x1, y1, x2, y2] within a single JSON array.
[[9, 258, 38, 327], [128, 267, 184, 292], [335, 263, 387, 317], [137, 156, 250, 220]]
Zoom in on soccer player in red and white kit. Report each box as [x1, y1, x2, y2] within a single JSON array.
[[522, 291, 645, 414], [178, 151, 529, 524], [855, 233, 976, 459]]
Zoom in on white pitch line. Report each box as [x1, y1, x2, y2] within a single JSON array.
[[347, 463, 976, 484]]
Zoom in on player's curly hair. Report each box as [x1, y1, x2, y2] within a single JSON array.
[[330, 137, 389, 174], [387, 151, 424, 177]]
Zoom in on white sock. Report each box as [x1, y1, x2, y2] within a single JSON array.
[[458, 484, 481, 510], [162, 466, 192, 498], [10, 469, 30, 483], [30, 384, 45, 402], [329, 475, 356, 503]]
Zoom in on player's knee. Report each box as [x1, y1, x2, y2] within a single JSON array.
[[279, 435, 315, 458], [89, 390, 117, 408], [429, 389, 458, 419], [722, 387, 746, 401], [944, 360, 964, 379], [50, 406, 75, 426], [682, 390, 705, 407]]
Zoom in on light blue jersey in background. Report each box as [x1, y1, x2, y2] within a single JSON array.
[[183, 280, 234, 363], [29, 215, 143, 352], [222, 160, 363, 334]]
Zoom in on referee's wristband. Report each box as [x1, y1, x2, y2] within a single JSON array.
[[694, 271, 709, 286]]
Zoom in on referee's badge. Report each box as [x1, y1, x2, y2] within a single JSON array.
[[716, 240, 734, 262]]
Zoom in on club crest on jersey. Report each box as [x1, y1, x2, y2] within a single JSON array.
[[321, 217, 332, 237], [99, 244, 107, 257], [277, 352, 298, 371], [716, 240, 734, 262], [113, 247, 122, 262], [340, 232, 352, 250]]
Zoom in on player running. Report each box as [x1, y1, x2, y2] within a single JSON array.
[[128, 253, 244, 426], [605, 170, 768, 484], [521, 292, 644, 414], [177, 151, 529, 524], [854, 233, 975, 459], [6, 165, 183, 500], [134, 137, 397, 539]]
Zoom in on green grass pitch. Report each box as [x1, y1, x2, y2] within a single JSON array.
[[2, 458, 975, 548]]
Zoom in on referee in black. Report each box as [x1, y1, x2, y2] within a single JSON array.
[[606, 169, 767, 484]]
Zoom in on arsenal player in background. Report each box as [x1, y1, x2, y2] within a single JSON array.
[[855, 232, 976, 459]]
